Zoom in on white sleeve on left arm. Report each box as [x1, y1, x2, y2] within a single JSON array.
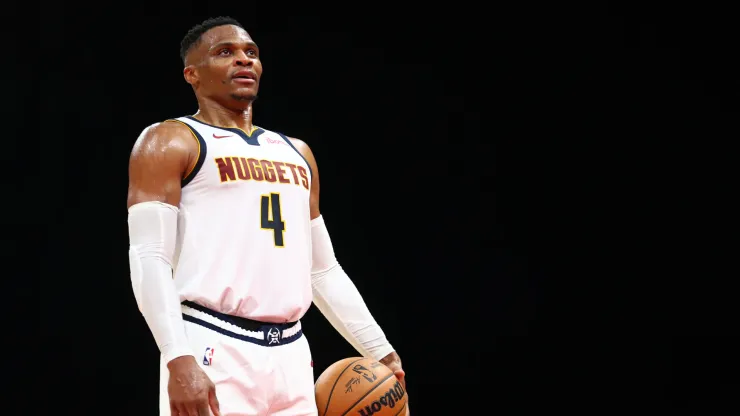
[[310, 215, 395, 361]]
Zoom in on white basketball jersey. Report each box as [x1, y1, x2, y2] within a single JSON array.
[[169, 116, 313, 323]]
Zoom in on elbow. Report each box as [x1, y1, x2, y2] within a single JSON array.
[[311, 261, 341, 286]]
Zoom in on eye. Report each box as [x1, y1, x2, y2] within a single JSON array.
[[219, 49, 232, 56], [247, 49, 257, 56]]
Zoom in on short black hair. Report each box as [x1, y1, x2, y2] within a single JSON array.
[[180, 16, 245, 64]]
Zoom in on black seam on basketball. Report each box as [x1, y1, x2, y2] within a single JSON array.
[[322, 358, 366, 416], [340, 372, 396, 416], [393, 401, 407, 416]]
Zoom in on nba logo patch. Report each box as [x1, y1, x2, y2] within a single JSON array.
[[203, 347, 214, 366]]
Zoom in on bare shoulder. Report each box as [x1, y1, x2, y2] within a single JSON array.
[[286, 137, 317, 165], [286, 136, 309, 153], [127, 120, 198, 208], [130, 120, 197, 159]]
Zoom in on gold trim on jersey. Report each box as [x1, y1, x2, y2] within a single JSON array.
[[165, 119, 201, 180], [236, 125, 260, 137]]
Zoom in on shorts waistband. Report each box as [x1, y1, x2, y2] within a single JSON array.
[[181, 301, 302, 347]]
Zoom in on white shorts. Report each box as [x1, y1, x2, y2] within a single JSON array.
[[159, 301, 317, 416]]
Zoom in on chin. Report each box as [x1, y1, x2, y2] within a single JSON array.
[[230, 92, 258, 102]]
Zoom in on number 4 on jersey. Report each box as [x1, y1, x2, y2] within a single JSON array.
[[261, 193, 286, 247]]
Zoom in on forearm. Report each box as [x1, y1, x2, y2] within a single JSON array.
[[128, 201, 192, 363], [310, 215, 395, 361], [311, 280, 368, 356]]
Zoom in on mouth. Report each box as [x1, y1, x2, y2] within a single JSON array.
[[232, 70, 257, 84]]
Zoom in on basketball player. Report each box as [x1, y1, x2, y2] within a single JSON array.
[[126, 16, 409, 416]]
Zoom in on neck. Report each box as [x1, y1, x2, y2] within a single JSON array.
[[192, 96, 254, 131]]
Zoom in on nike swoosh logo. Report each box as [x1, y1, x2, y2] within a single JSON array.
[[213, 134, 232, 139]]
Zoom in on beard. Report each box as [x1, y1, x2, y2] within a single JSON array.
[[230, 92, 258, 102]]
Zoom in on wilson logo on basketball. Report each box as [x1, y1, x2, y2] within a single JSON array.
[[357, 380, 406, 416]]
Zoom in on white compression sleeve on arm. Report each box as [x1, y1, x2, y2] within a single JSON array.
[[128, 201, 192, 364], [310, 215, 395, 361]]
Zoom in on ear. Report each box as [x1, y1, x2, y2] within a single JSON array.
[[183, 65, 199, 87]]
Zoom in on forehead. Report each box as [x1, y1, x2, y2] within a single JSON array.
[[200, 25, 253, 48]]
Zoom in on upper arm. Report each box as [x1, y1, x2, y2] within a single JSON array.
[[287, 137, 321, 220], [126, 121, 198, 210]]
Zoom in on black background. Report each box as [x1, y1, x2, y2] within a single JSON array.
[[19, 1, 738, 414]]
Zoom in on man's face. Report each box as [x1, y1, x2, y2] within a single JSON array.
[[184, 25, 262, 103]]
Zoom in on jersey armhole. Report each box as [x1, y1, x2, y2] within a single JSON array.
[[279, 133, 314, 180], [165, 119, 208, 187]]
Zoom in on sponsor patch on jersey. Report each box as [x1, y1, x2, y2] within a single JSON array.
[[265, 137, 288, 146]]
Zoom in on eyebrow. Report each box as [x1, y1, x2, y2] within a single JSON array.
[[210, 41, 259, 51]]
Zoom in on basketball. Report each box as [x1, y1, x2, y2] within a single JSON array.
[[315, 357, 408, 416]]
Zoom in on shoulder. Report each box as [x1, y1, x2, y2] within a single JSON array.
[[131, 120, 198, 157], [286, 136, 318, 168], [286, 136, 310, 153]]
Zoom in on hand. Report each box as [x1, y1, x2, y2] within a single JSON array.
[[167, 355, 221, 416], [380, 351, 410, 415]]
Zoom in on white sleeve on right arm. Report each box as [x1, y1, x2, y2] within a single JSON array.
[[128, 201, 192, 364]]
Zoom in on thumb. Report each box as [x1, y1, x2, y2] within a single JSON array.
[[393, 368, 407, 391], [209, 387, 221, 416]]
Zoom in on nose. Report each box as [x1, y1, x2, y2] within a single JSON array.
[[234, 50, 253, 67]]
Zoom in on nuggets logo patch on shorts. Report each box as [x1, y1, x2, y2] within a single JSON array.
[[203, 347, 214, 366], [266, 327, 281, 345]]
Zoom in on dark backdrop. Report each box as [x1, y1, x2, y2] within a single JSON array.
[[21, 2, 738, 414]]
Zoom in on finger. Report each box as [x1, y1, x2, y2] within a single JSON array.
[[171, 401, 183, 416], [185, 402, 200, 416], [393, 369, 406, 390], [172, 400, 190, 416], [170, 401, 180, 416], [209, 388, 221, 416], [197, 397, 212, 416]]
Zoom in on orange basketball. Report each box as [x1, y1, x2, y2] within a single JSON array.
[[315, 357, 408, 416]]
